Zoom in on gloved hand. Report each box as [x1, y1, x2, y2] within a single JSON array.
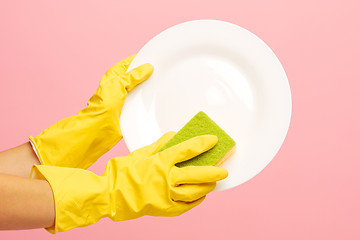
[[31, 133, 228, 234], [30, 55, 153, 169]]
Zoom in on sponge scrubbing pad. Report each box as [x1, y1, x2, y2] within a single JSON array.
[[159, 111, 236, 168]]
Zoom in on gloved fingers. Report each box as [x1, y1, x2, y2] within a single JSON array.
[[170, 166, 228, 185], [129, 131, 176, 157], [101, 55, 136, 81], [170, 182, 216, 202], [121, 63, 154, 92], [171, 196, 206, 216], [157, 135, 218, 165]]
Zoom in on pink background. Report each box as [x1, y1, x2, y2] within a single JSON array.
[[1, 0, 359, 239]]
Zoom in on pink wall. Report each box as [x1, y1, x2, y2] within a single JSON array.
[[1, 0, 359, 239]]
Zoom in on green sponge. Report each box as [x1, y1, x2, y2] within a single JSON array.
[[158, 111, 236, 167]]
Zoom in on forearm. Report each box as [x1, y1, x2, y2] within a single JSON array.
[[0, 173, 55, 230], [0, 142, 40, 177]]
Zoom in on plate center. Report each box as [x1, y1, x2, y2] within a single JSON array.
[[149, 54, 258, 139]]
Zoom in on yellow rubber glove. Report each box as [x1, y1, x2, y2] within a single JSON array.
[[29, 55, 153, 169], [31, 133, 228, 234]]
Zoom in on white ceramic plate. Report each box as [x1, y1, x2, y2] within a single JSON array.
[[121, 20, 292, 191]]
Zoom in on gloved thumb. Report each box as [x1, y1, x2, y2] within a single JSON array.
[[121, 63, 154, 92], [129, 131, 176, 157]]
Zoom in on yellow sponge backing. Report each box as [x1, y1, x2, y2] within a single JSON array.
[[159, 111, 236, 167]]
